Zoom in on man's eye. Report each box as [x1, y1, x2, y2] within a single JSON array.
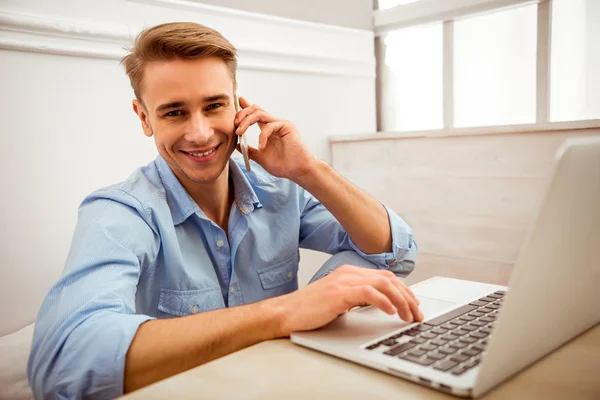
[[205, 103, 223, 111], [165, 110, 184, 117]]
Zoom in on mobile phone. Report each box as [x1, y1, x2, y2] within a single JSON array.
[[234, 91, 251, 172]]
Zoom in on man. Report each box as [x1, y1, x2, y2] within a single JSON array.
[[28, 22, 421, 398]]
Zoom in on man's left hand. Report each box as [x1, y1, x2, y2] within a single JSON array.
[[234, 97, 318, 181]]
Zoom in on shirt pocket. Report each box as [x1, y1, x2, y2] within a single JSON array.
[[257, 252, 299, 290], [157, 286, 225, 318]]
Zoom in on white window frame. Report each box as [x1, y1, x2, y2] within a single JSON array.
[[374, 0, 560, 130]]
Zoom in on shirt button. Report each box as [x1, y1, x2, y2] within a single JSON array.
[[287, 271, 293, 278], [191, 305, 199, 314], [216, 240, 225, 248], [230, 286, 236, 294]]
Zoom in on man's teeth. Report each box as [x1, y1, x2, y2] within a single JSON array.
[[189, 148, 215, 157]]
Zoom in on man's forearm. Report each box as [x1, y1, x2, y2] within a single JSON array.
[[294, 160, 392, 254], [124, 297, 285, 393]]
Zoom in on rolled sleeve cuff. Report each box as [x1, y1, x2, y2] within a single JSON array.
[[54, 313, 155, 399], [348, 204, 417, 275]]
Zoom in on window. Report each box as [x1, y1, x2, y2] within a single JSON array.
[[382, 23, 443, 131], [376, 0, 600, 132], [550, 0, 600, 122], [454, 4, 537, 127]]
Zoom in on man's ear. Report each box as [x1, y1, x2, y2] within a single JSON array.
[[132, 99, 154, 138]]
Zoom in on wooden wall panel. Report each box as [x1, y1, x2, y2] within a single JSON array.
[[331, 127, 600, 281]]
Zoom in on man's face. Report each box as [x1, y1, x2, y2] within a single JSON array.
[[133, 57, 237, 185]]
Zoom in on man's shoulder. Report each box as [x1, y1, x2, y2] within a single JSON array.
[[86, 159, 167, 211]]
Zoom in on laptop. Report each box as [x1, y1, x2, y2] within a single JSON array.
[[291, 136, 600, 397]]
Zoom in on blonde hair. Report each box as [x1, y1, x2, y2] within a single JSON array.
[[121, 22, 238, 100]]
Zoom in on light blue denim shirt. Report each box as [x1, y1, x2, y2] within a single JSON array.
[[27, 155, 417, 399]]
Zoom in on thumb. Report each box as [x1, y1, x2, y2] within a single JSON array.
[[245, 145, 261, 162]]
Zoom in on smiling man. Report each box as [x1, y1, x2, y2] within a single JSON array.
[[27, 22, 421, 398]]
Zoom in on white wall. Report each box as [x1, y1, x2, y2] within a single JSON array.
[[0, 0, 376, 336]]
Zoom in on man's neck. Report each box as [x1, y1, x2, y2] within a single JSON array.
[[180, 163, 234, 234]]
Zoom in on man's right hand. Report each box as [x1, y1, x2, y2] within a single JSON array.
[[274, 264, 424, 337]]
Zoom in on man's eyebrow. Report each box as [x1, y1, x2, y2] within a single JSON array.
[[156, 101, 185, 113], [204, 94, 230, 103]]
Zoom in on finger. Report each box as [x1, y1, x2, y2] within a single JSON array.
[[349, 275, 412, 322], [381, 270, 419, 305], [238, 96, 251, 109], [348, 286, 397, 316], [234, 100, 264, 125], [244, 145, 261, 162], [379, 272, 422, 321], [399, 286, 423, 322], [374, 276, 414, 322], [257, 121, 286, 150], [236, 110, 277, 136]]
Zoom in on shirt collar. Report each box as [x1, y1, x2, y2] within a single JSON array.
[[155, 155, 262, 226]]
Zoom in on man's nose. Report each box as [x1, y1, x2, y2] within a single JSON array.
[[184, 112, 213, 144]]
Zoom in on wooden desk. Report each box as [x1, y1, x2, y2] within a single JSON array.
[[121, 323, 600, 399]]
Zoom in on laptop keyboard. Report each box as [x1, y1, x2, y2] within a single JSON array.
[[365, 290, 506, 376]]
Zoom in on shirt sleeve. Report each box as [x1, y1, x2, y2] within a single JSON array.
[[27, 192, 159, 399], [298, 187, 417, 277]]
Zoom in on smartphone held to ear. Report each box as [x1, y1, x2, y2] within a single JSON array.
[[234, 91, 251, 172]]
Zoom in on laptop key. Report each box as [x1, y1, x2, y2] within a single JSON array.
[[431, 327, 448, 335], [472, 345, 486, 352], [384, 342, 416, 356], [427, 352, 446, 361], [460, 315, 476, 322], [403, 329, 420, 336], [468, 311, 484, 318], [460, 337, 477, 344], [470, 320, 487, 327], [414, 324, 433, 332], [399, 355, 435, 366], [470, 332, 487, 339], [462, 348, 481, 357], [431, 339, 449, 346], [452, 329, 469, 336], [479, 307, 494, 314], [469, 300, 487, 307], [487, 304, 501, 309], [494, 290, 506, 296], [441, 322, 459, 330], [451, 318, 467, 325], [434, 360, 458, 372], [420, 344, 437, 352], [438, 347, 457, 355], [480, 317, 494, 323], [449, 341, 468, 349], [441, 334, 459, 341], [461, 324, 478, 332], [451, 366, 468, 375], [424, 304, 477, 326], [451, 354, 469, 363], [410, 337, 427, 344], [479, 296, 497, 302], [421, 332, 437, 339], [408, 349, 427, 357], [366, 344, 379, 350], [381, 339, 397, 346]]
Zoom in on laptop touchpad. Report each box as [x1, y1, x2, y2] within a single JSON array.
[[356, 296, 456, 321]]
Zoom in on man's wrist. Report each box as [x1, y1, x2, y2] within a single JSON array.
[[261, 295, 290, 338], [292, 158, 330, 190]]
